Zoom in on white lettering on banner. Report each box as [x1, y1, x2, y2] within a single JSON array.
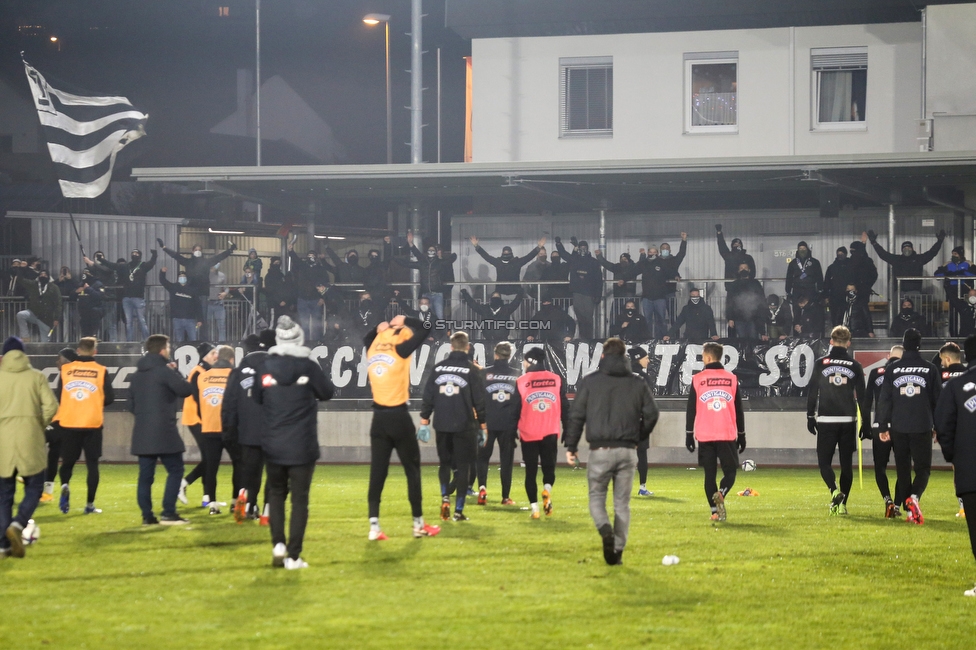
[[722, 347, 740, 372], [759, 345, 789, 387], [473, 343, 486, 368], [309, 345, 329, 371], [411, 344, 432, 385], [681, 345, 705, 385], [654, 344, 681, 387], [112, 366, 134, 390], [433, 343, 452, 365], [790, 343, 816, 387], [175, 345, 199, 376], [356, 346, 370, 388], [43, 367, 59, 387], [330, 346, 354, 388], [566, 342, 603, 385]]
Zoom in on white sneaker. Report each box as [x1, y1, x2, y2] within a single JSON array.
[[965, 585, 976, 597], [272, 543, 287, 568], [284, 557, 308, 570], [368, 529, 388, 541], [177, 479, 188, 505]]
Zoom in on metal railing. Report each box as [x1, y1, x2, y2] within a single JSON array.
[[893, 276, 971, 339]]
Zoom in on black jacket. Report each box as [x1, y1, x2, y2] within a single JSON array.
[[841, 297, 874, 337], [889, 309, 929, 338], [162, 246, 234, 297], [159, 271, 202, 321], [393, 245, 456, 294], [849, 246, 879, 298], [459, 289, 524, 341], [323, 247, 366, 289], [823, 258, 854, 300], [564, 353, 658, 452], [555, 241, 603, 298], [948, 293, 976, 337], [288, 251, 334, 302], [540, 256, 571, 300], [253, 346, 335, 465], [474, 245, 539, 295], [394, 296, 440, 341], [870, 235, 944, 292], [529, 304, 576, 343], [610, 309, 651, 342], [484, 360, 522, 431], [363, 241, 393, 295], [660, 241, 687, 296], [877, 350, 942, 434], [107, 251, 158, 299], [128, 353, 194, 456], [717, 232, 756, 283], [934, 364, 976, 495], [263, 266, 295, 310], [76, 280, 106, 316], [766, 302, 793, 337], [668, 300, 717, 341], [785, 254, 823, 298], [862, 361, 891, 430], [222, 350, 268, 447], [635, 255, 673, 300], [806, 346, 864, 423], [726, 278, 767, 328], [598, 256, 638, 298], [792, 301, 825, 339], [420, 351, 486, 432]]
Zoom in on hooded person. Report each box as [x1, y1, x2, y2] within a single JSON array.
[[0, 336, 59, 557], [243, 248, 263, 285], [15, 267, 61, 343], [470, 236, 545, 296], [323, 246, 366, 298], [610, 299, 651, 343], [554, 236, 603, 339], [391, 231, 456, 320], [889, 297, 929, 338], [785, 241, 823, 300], [715, 224, 756, 287], [98, 248, 158, 342], [665, 287, 719, 342], [159, 239, 237, 328], [726, 263, 767, 340], [253, 316, 335, 569], [866, 228, 946, 294], [458, 287, 526, 342], [76, 268, 107, 338], [937, 245, 975, 336], [848, 240, 879, 307], [766, 294, 793, 340], [824, 246, 854, 326], [540, 248, 571, 300], [627, 346, 655, 497], [597, 250, 638, 298]]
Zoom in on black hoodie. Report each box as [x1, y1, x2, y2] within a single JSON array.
[[129, 353, 194, 456], [877, 349, 942, 434], [222, 350, 268, 447], [806, 346, 865, 423], [253, 345, 335, 465], [935, 364, 976, 494], [420, 350, 487, 432], [564, 353, 659, 452], [484, 359, 522, 431]]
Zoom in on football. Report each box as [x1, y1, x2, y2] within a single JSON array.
[[22, 519, 40, 545], [742, 459, 757, 472]]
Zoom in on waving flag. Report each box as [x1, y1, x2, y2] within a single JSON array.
[[23, 59, 148, 199]]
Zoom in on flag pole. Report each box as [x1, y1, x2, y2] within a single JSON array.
[[68, 212, 86, 259]]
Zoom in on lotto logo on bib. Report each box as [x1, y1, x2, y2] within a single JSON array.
[[700, 389, 732, 411], [64, 380, 97, 401]]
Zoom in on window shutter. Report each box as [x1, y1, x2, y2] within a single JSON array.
[[559, 57, 612, 136], [811, 47, 867, 71]]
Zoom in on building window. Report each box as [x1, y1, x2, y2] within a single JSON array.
[[218, 6, 230, 17], [559, 57, 613, 137], [812, 47, 867, 130], [684, 52, 738, 134]]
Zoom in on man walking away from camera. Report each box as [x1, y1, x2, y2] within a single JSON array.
[[253, 316, 335, 569], [861, 345, 904, 518], [565, 338, 658, 565], [477, 341, 522, 506], [192, 345, 236, 515]]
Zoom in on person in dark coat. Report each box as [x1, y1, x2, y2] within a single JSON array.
[[785, 241, 823, 300], [610, 299, 651, 342], [96, 248, 158, 342], [792, 291, 825, 339], [459, 287, 525, 341], [866, 229, 945, 294], [477, 341, 522, 506], [715, 224, 756, 287], [252, 316, 335, 569], [841, 284, 874, 338], [555, 236, 603, 339], [222, 331, 275, 521], [596, 250, 638, 299], [824, 247, 854, 327], [540, 249, 571, 301], [525, 297, 576, 355], [936, 246, 975, 336], [362, 238, 394, 304], [323, 245, 367, 297], [949, 288, 976, 337], [889, 297, 929, 338], [849, 240, 879, 302], [263, 256, 296, 321], [159, 239, 236, 325], [391, 231, 456, 320], [725, 263, 767, 340], [75, 269, 107, 338], [664, 287, 718, 342], [393, 291, 441, 343], [633, 247, 673, 338], [470, 236, 544, 296], [765, 294, 793, 340], [129, 335, 194, 525], [934, 334, 976, 596]]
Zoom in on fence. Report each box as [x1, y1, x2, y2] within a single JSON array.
[[894, 277, 971, 339]]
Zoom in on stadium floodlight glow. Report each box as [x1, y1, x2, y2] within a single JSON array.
[[313, 235, 346, 240], [208, 227, 245, 235], [50, 36, 58, 42], [362, 13, 390, 25]]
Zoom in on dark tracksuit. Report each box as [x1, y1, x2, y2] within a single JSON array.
[[459, 289, 525, 341], [555, 240, 603, 339], [862, 361, 899, 502], [668, 300, 718, 341], [807, 347, 865, 503], [222, 350, 269, 515], [632, 363, 654, 486], [473, 245, 540, 296], [420, 351, 487, 512], [934, 364, 976, 562], [478, 360, 522, 500], [877, 351, 942, 505]]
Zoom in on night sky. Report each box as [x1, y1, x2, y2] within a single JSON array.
[[0, 0, 470, 169]]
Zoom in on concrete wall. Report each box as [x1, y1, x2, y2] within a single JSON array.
[[926, 3, 976, 151], [100, 410, 950, 468], [471, 22, 922, 162]]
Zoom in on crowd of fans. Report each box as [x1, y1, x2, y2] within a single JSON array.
[[2, 223, 973, 344]]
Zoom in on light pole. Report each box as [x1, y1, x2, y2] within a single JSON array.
[[364, 13, 392, 164]]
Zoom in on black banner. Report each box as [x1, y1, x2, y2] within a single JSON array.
[[32, 338, 830, 407]]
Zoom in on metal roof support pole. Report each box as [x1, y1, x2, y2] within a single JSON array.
[[256, 0, 262, 223], [599, 207, 607, 339], [412, 201, 421, 301], [410, 0, 423, 164], [888, 204, 896, 327]]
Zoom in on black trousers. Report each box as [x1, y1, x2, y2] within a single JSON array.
[[698, 440, 738, 507], [437, 428, 478, 508], [45, 424, 62, 483], [199, 434, 225, 501], [368, 406, 423, 519], [816, 422, 856, 502], [521, 434, 558, 504], [241, 443, 265, 511], [477, 429, 517, 499], [185, 424, 205, 486], [960, 492, 976, 563], [637, 439, 649, 485], [266, 461, 315, 560], [871, 432, 899, 503], [59, 427, 102, 504], [892, 430, 933, 505]]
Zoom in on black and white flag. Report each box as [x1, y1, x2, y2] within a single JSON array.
[[23, 59, 147, 199]]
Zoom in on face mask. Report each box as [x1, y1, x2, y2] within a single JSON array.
[[624, 308, 635, 317], [501, 252, 513, 262], [245, 273, 252, 279], [902, 248, 913, 257], [648, 253, 658, 259], [360, 300, 372, 311], [178, 276, 188, 285], [551, 256, 559, 263], [690, 296, 701, 305], [193, 250, 202, 258], [769, 304, 778, 312], [901, 308, 912, 316], [660, 249, 670, 258], [847, 291, 857, 302], [347, 255, 358, 265], [369, 254, 379, 262], [95, 254, 104, 262], [579, 246, 589, 256], [969, 296, 976, 306], [952, 256, 961, 264], [798, 249, 809, 258], [836, 254, 847, 261], [272, 263, 281, 269], [419, 304, 429, 313], [537, 255, 546, 262], [307, 256, 316, 264], [490, 297, 503, 309], [732, 244, 742, 252], [427, 250, 436, 258], [131, 254, 141, 262], [739, 270, 750, 278]]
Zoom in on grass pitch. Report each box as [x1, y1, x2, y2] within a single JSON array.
[[2, 464, 973, 649]]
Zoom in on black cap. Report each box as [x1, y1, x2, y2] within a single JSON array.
[[903, 329, 922, 352], [59, 347, 78, 362], [197, 342, 215, 357], [502, 246, 513, 254], [578, 240, 589, 248], [952, 246, 965, 257], [797, 241, 809, 249], [524, 347, 547, 364], [258, 329, 277, 350], [850, 241, 865, 252], [836, 246, 848, 255], [242, 334, 261, 354], [901, 241, 914, 251], [627, 346, 648, 362]]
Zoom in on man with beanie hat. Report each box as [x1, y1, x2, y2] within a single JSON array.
[[477, 341, 522, 506], [715, 225, 756, 288], [934, 334, 976, 595], [554, 236, 603, 339], [628, 346, 655, 496], [824, 247, 854, 327], [0, 335, 59, 557], [865, 228, 945, 294], [877, 328, 942, 524], [889, 298, 929, 338], [786, 241, 823, 300], [178, 343, 218, 507], [936, 246, 974, 336], [861, 345, 904, 518], [469, 235, 545, 296], [253, 316, 335, 569], [15, 267, 61, 343]]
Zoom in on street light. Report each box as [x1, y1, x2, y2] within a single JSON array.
[[363, 13, 392, 164]]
